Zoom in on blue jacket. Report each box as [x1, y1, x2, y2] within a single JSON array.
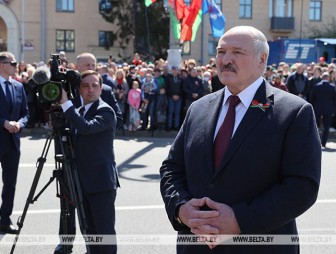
[[0, 78, 29, 151]]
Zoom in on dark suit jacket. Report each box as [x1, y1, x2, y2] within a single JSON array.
[[101, 73, 115, 90], [0, 79, 29, 151], [64, 98, 119, 194], [160, 81, 321, 254], [310, 80, 336, 115]]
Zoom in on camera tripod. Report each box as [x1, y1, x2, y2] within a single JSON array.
[[10, 128, 90, 254]]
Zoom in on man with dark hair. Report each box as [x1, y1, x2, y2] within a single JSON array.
[[54, 52, 122, 254], [0, 51, 29, 234], [60, 70, 119, 254]]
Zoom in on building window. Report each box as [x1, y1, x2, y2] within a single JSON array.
[[181, 41, 191, 55], [309, 0, 321, 21], [99, 31, 114, 48], [269, 0, 292, 17], [99, 0, 113, 14], [239, 0, 252, 19], [56, 30, 75, 52], [208, 36, 218, 56], [56, 0, 74, 12]]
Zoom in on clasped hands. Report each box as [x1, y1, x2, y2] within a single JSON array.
[[4, 120, 21, 133], [178, 197, 241, 249]]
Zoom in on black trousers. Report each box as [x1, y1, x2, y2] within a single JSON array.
[[58, 190, 117, 254], [316, 113, 332, 146], [82, 190, 117, 254], [0, 135, 20, 226]]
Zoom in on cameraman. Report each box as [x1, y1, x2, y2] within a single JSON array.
[[60, 70, 119, 254], [54, 52, 122, 254]]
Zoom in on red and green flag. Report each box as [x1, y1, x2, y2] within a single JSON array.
[[145, 0, 156, 7], [168, 0, 204, 42], [180, 0, 203, 42]]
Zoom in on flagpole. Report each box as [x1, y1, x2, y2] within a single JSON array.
[[145, 7, 152, 62], [201, 10, 204, 66]]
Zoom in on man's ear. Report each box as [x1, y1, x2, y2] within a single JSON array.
[[259, 53, 267, 66]]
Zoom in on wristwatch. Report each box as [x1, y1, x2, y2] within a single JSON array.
[[175, 203, 185, 225]]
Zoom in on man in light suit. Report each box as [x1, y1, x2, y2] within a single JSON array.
[[160, 26, 321, 254], [0, 51, 28, 233], [60, 70, 119, 254]]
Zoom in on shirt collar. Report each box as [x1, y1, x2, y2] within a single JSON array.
[[79, 96, 95, 115], [223, 76, 264, 108]]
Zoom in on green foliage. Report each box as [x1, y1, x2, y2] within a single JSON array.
[[306, 16, 336, 38], [99, 0, 169, 62]]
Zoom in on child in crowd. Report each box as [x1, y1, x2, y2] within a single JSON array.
[[128, 81, 142, 131], [140, 73, 157, 130]]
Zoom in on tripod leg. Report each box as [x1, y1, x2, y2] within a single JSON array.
[[10, 134, 53, 254], [55, 131, 91, 254]]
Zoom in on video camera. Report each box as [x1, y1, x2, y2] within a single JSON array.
[[33, 54, 80, 107]]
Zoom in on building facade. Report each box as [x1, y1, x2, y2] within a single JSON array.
[[0, 0, 131, 64], [181, 0, 336, 65], [0, 0, 334, 65]]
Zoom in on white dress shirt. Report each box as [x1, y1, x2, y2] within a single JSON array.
[[214, 77, 264, 140]]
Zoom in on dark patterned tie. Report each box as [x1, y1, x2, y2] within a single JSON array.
[[213, 95, 241, 171], [79, 106, 85, 117], [4, 81, 13, 110]]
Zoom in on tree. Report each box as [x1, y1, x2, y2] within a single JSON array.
[[306, 16, 336, 38], [99, 0, 169, 63]]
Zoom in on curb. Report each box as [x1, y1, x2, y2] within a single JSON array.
[[21, 128, 179, 139]]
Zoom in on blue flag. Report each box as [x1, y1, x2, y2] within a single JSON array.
[[204, 0, 226, 38]]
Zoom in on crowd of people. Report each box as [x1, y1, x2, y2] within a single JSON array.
[[7, 51, 336, 143], [0, 25, 326, 253]]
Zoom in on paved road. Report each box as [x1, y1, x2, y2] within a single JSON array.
[[0, 132, 335, 253]]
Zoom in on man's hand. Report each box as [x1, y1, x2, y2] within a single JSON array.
[[4, 120, 20, 133], [178, 198, 219, 234], [188, 197, 241, 249], [60, 88, 68, 104]]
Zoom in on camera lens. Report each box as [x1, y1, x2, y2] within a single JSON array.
[[40, 82, 62, 102]]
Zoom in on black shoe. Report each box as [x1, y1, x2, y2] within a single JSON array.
[[54, 244, 73, 254], [0, 224, 18, 234]]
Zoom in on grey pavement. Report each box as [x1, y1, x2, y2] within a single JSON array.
[[0, 131, 335, 254]]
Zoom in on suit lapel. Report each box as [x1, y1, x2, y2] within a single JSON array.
[[212, 81, 274, 177], [204, 89, 225, 173], [84, 99, 100, 119]]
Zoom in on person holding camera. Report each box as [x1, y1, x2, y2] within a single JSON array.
[[60, 70, 119, 254], [0, 51, 29, 234], [53, 52, 122, 254]]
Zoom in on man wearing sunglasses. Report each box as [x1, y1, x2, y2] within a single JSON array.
[[0, 51, 29, 234]]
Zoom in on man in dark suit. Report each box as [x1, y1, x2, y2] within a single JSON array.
[[98, 65, 115, 90], [75, 52, 122, 127], [54, 52, 122, 254], [0, 51, 29, 234], [310, 72, 336, 148], [60, 70, 119, 254], [286, 63, 309, 99], [160, 26, 321, 254]]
